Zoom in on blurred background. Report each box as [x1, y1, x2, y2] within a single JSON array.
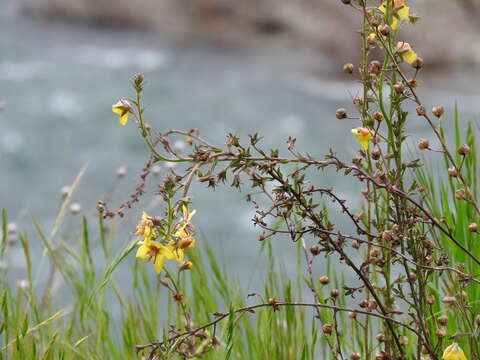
[[1, 0, 480, 283]]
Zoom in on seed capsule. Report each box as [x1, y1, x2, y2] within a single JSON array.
[[432, 106, 445, 118]]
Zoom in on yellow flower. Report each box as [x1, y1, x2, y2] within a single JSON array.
[[136, 237, 174, 274], [135, 212, 157, 239], [396, 41, 418, 64], [112, 99, 132, 126], [443, 343, 467, 360], [168, 206, 196, 262], [379, 0, 410, 30], [351, 127, 372, 150]]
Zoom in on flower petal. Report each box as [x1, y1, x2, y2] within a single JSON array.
[[136, 244, 150, 259], [153, 255, 166, 274]]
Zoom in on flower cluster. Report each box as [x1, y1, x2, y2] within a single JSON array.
[[135, 206, 196, 273]]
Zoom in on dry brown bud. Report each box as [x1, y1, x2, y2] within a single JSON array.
[[367, 299, 378, 310], [369, 60, 382, 74], [371, 149, 381, 160], [373, 111, 384, 121], [349, 311, 358, 319], [469, 222, 478, 232], [376, 333, 386, 342], [447, 167, 458, 177], [407, 273, 417, 282], [343, 63, 354, 74], [310, 245, 321, 256], [416, 105, 426, 116], [411, 57, 424, 69], [330, 289, 339, 298], [179, 237, 194, 249], [432, 106, 445, 118], [341, 0, 351, 4], [408, 78, 418, 88], [319, 276, 330, 285], [418, 139, 429, 150], [322, 323, 333, 334], [179, 260, 193, 271], [336, 108, 348, 119], [350, 353, 361, 360], [458, 144, 471, 156], [268, 297, 276, 305], [437, 315, 448, 326], [455, 189, 465, 200]]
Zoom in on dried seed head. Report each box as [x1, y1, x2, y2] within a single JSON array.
[[411, 57, 424, 69], [368, 60, 382, 74], [376, 333, 386, 342], [458, 144, 471, 156], [348, 311, 358, 319], [319, 276, 330, 285], [373, 111, 384, 121], [330, 289, 340, 298], [310, 245, 321, 256], [469, 222, 478, 232], [432, 106, 445, 118], [416, 105, 426, 116], [352, 240, 361, 249], [437, 315, 448, 326], [407, 273, 417, 282], [418, 139, 429, 150], [359, 299, 369, 308], [447, 167, 458, 177], [455, 189, 465, 200], [268, 297, 276, 305], [343, 63, 354, 74], [352, 157, 362, 166], [367, 299, 378, 310], [371, 149, 381, 160], [336, 108, 348, 119], [322, 323, 333, 334]]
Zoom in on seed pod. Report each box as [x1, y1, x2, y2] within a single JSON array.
[[441, 295, 456, 305], [349, 311, 358, 319], [411, 57, 424, 69], [336, 108, 348, 119], [369, 60, 382, 74], [437, 315, 448, 326], [432, 106, 445, 117], [373, 111, 384, 121], [394, 83, 404, 94], [352, 240, 361, 249], [455, 189, 465, 200], [418, 139, 429, 150], [458, 144, 471, 156], [350, 353, 361, 360], [447, 167, 458, 177], [371, 149, 381, 160], [343, 63, 354, 74], [369, 248, 380, 258], [436, 327, 446, 338], [319, 276, 330, 285], [407, 273, 417, 282], [367, 299, 378, 310], [380, 25, 390, 36], [322, 324, 333, 334], [469, 223, 478, 232], [416, 105, 426, 116], [310, 245, 321, 256], [330, 289, 339, 298], [426, 295, 435, 305], [376, 333, 386, 342]]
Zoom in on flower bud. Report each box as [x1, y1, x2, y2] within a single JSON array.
[[319, 276, 330, 285], [468, 222, 478, 232], [394, 83, 404, 94], [336, 108, 348, 119], [179, 260, 193, 271], [330, 289, 339, 298], [322, 323, 333, 334], [352, 240, 361, 249], [458, 144, 471, 156], [416, 105, 426, 116], [447, 167, 458, 177], [426, 295, 435, 305], [436, 327, 446, 338], [350, 353, 361, 360], [369, 248, 380, 258], [432, 106, 445, 118], [343, 63, 354, 74], [418, 139, 429, 150], [376, 333, 386, 342], [179, 236, 194, 249]]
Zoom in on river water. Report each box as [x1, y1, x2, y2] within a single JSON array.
[[1, 9, 480, 289]]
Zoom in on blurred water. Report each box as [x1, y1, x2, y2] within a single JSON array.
[[1, 12, 480, 293]]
